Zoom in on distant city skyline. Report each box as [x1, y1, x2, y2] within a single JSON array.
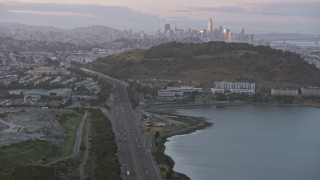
[[0, 0, 319, 34]]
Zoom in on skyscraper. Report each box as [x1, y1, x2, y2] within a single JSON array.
[[223, 28, 230, 40], [208, 18, 213, 32], [240, 27, 245, 35], [165, 24, 170, 33], [240, 27, 245, 42]]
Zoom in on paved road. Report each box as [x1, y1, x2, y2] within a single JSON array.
[[0, 107, 20, 113], [81, 68, 162, 180], [79, 112, 91, 180], [44, 111, 88, 166]]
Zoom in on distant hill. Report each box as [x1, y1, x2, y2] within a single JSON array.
[[70, 25, 118, 34], [87, 42, 320, 90], [0, 23, 64, 32], [0, 23, 124, 43]]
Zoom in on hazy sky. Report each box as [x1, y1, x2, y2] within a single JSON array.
[[0, 0, 319, 34]]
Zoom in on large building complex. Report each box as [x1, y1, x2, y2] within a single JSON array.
[[10, 88, 72, 98], [158, 86, 203, 101], [211, 81, 255, 95], [6, 88, 73, 107]]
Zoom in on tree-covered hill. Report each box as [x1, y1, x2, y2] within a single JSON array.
[[87, 42, 320, 90]]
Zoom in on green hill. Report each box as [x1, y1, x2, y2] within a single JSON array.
[[87, 42, 320, 90]]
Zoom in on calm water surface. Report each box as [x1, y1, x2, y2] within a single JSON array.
[[165, 105, 320, 180]]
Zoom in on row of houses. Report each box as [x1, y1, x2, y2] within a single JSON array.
[[27, 66, 70, 76]]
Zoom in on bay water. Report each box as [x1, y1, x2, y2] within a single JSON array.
[[165, 105, 320, 180]]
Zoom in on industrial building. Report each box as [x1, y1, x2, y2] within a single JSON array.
[[9, 89, 73, 99]]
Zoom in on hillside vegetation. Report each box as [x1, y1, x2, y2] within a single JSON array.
[[88, 42, 320, 89]]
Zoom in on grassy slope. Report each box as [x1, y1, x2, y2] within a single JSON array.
[[57, 109, 83, 158], [0, 109, 83, 179], [86, 109, 121, 180], [88, 42, 320, 89]]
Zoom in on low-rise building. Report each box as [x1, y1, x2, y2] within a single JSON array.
[[157, 90, 184, 101], [211, 81, 255, 95], [48, 89, 73, 99], [271, 87, 299, 96], [211, 88, 225, 94], [301, 87, 320, 96], [166, 86, 203, 93], [9, 89, 26, 95], [9, 88, 73, 99]]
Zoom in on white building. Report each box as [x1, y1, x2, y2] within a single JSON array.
[[211, 81, 255, 95]]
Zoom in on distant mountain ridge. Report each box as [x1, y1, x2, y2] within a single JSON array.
[[0, 22, 120, 33], [0, 23, 64, 32], [0, 23, 124, 43], [70, 25, 118, 33]]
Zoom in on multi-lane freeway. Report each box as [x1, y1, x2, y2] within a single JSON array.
[[81, 68, 162, 180]]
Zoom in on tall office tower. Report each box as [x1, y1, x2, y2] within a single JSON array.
[[208, 18, 213, 32], [213, 28, 219, 40], [228, 32, 233, 42], [240, 27, 245, 42], [219, 26, 224, 40], [207, 18, 213, 41], [219, 26, 223, 33], [223, 28, 230, 40], [240, 27, 245, 34], [165, 24, 170, 33]]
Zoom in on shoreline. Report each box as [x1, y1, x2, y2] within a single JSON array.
[[251, 102, 320, 108], [147, 101, 320, 179], [145, 101, 244, 111], [148, 108, 212, 179], [145, 101, 320, 112]]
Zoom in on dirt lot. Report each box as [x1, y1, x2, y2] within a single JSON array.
[[0, 122, 8, 131], [0, 110, 67, 147]]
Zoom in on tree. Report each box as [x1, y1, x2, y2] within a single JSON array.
[[154, 131, 160, 139], [216, 94, 227, 101]]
